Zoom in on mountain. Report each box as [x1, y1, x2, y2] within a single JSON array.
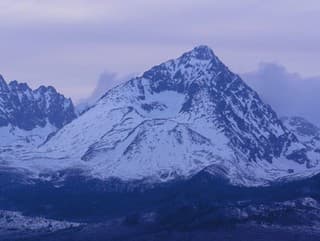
[[0, 75, 77, 147], [282, 116, 320, 151], [75, 72, 133, 115], [2, 46, 320, 240], [10, 45, 314, 186]]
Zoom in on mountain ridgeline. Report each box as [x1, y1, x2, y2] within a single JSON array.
[[30, 45, 319, 185], [1, 46, 320, 185], [0, 75, 76, 131]]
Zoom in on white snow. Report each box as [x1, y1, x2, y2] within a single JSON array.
[[0, 123, 56, 147]]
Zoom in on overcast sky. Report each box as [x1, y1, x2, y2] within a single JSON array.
[[1, 0, 320, 105]]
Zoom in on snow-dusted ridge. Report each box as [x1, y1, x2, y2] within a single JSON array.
[[282, 116, 320, 150], [0, 75, 77, 148], [3, 46, 320, 186]]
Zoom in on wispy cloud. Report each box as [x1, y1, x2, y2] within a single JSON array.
[[76, 70, 135, 112], [242, 63, 320, 124]]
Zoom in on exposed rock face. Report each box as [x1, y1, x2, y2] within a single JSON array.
[[0, 76, 76, 130], [0, 75, 77, 147]]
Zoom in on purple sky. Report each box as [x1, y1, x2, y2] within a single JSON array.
[[1, 0, 320, 104]]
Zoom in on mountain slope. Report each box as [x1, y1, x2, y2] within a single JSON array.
[[282, 116, 320, 151], [7, 46, 320, 185], [0, 75, 76, 147]]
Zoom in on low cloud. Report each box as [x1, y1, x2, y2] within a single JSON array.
[[241, 63, 320, 125], [76, 71, 134, 113]]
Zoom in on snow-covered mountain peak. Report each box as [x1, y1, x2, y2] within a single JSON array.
[[182, 45, 217, 60], [0, 76, 77, 147], [142, 45, 226, 93]]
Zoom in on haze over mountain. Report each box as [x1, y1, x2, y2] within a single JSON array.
[[242, 63, 320, 125], [76, 71, 134, 114]]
